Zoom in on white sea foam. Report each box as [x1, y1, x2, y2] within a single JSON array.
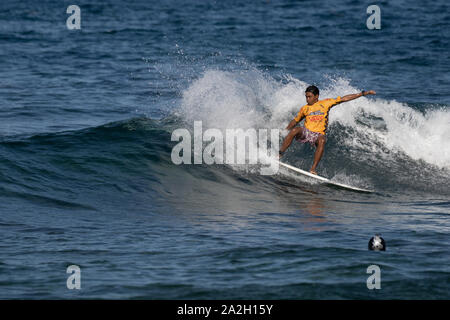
[[179, 68, 450, 172]]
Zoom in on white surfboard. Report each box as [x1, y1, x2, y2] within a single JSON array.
[[278, 161, 374, 193]]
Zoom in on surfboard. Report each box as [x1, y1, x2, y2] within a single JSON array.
[[278, 161, 374, 193]]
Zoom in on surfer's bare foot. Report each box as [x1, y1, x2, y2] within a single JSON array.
[[310, 169, 317, 175]]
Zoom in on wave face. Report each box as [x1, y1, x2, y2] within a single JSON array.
[[1, 69, 449, 218]]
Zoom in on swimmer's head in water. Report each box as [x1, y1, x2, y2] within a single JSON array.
[[369, 235, 386, 251]]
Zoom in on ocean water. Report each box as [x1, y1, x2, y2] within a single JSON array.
[[0, 0, 449, 299]]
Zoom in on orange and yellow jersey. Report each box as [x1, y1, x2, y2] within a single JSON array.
[[293, 97, 342, 135]]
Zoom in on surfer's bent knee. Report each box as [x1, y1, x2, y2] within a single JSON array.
[[315, 135, 326, 147], [292, 127, 304, 139], [319, 135, 326, 144]]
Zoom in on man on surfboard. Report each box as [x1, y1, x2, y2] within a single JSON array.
[[278, 85, 376, 175]]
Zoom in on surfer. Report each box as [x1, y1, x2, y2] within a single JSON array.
[[278, 85, 376, 174]]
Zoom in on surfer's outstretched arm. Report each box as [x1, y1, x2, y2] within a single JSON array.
[[339, 90, 376, 103]]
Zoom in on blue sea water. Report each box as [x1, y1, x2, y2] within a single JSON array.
[[0, 0, 449, 299]]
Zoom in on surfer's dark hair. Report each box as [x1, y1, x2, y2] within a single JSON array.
[[305, 85, 319, 96]]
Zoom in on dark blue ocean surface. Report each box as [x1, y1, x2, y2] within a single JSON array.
[[0, 0, 449, 299]]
